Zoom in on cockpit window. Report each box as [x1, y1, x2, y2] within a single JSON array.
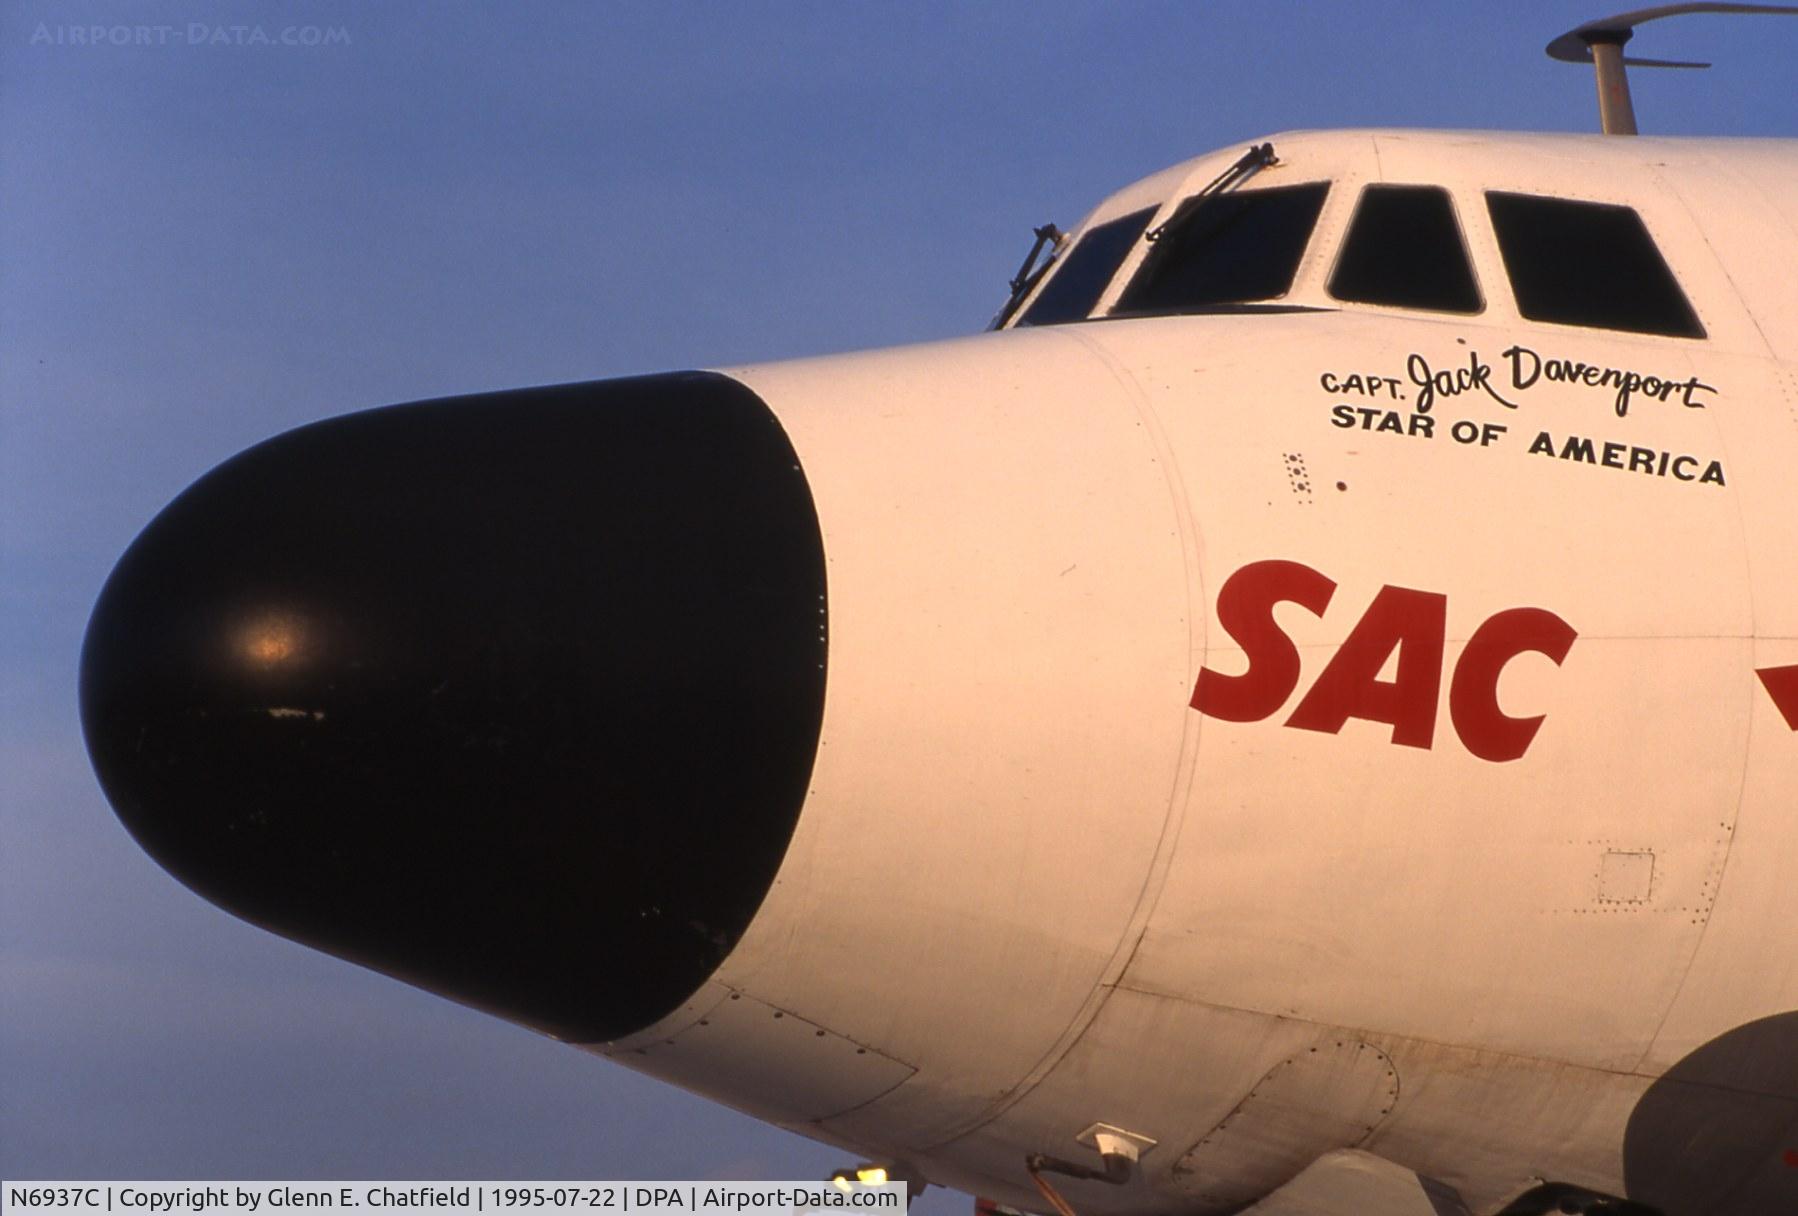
[[1017, 207, 1157, 327], [1115, 182, 1329, 314], [1330, 185, 1481, 313], [1486, 192, 1704, 338]]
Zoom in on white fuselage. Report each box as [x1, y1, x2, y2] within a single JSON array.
[[595, 132, 1798, 1214]]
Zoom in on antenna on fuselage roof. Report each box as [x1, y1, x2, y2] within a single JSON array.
[[1547, 3, 1798, 135]]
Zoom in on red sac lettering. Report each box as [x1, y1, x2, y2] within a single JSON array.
[[1284, 585, 1448, 748], [1191, 560, 1336, 722], [1191, 560, 1576, 762], [1449, 607, 1579, 762]]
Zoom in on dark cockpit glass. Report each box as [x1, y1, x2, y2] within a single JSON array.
[[1115, 182, 1329, 314], [1018, 207, 1158, 326], [1329, 185, 1482, 313], [1486, 192, 1704, 338]]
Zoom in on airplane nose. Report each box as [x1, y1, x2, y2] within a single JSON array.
[[79, 372, 828, 1043]]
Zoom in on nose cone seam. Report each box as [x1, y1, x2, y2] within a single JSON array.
[[80, 371, 827, 1043]]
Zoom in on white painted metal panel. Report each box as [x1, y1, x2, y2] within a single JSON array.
[[600, 130, 1798, 1215], [609, 329, 1197, 1149]]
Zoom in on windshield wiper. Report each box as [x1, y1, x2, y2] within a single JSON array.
[[991, 222, 1065, 328], [992, 142, 1278, 329], [1144, 142, 1279, 244]]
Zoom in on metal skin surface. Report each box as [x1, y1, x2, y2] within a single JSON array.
[[82, 130, 1798, 1215], [595, 133, 1798, 1215]]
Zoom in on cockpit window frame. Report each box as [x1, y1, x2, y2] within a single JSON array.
[[1484, 190, 1707, 340], [1327, 184, 1485, 316], [1110, 180, 1334, 318], [1014, 206, 1159, 328]]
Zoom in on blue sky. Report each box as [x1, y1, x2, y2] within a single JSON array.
[[3, 0, 1793, 1203]]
